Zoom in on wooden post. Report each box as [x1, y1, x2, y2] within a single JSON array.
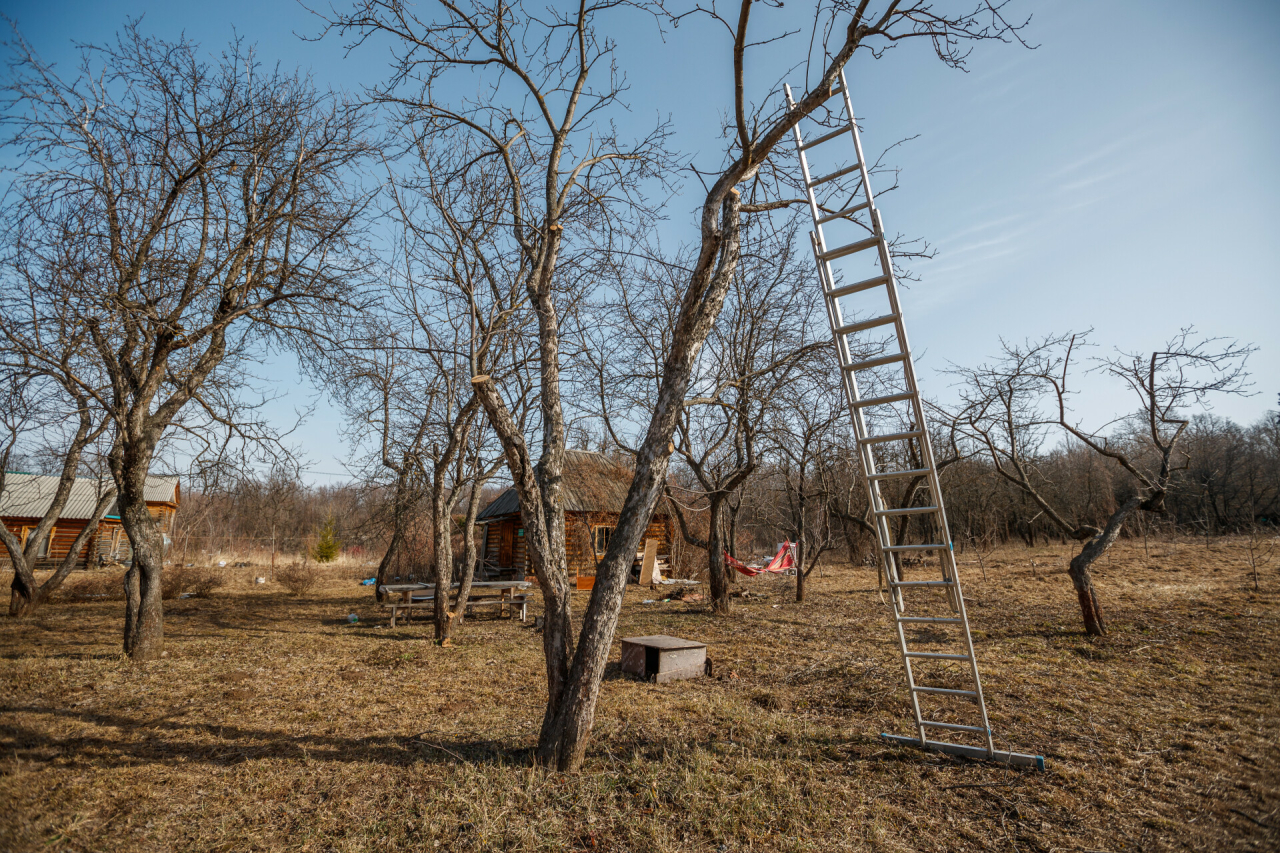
[[638, 538, 658, 586]]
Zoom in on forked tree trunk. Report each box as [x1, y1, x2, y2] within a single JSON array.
[[7, 492, 116, 617]]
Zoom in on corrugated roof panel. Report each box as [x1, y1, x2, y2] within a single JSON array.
[[1, 473, 179, 521]]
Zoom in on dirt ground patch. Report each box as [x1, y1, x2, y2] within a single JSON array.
[[2, 538, 1277, 852]]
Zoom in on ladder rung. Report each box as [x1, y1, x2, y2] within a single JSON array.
[[819, 235, 879, 262], [826, 273, 888, 299], [834, 313, 898, 336], [898, 616, 963, 624], [809, 163, 862, 188], [904, 652, 972, 661], [912, 686, 976, 697], [867, 467, 930, 481], [875, 505, 939, 517], [858, 429, 923, 446], [817, 201, 870, 224], [800, 126, 848, 152], [844, 352, 907, 372], [852, 391, 915, 409], [830, 84, 844, 97], [884, 543, 946, 552], [921, 720, 988, 734], [891, 581, 954, 589]]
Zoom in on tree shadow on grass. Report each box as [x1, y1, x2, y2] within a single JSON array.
[[1, 704, 533, 770]]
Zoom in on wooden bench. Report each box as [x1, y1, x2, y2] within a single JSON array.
[[463, 594, 529, 621], [381, 593, 528, 627], [381, 594, 435, 628]]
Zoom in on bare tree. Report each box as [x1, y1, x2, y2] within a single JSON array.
[[319, 0, 1028, 769], [947, 329, 1253, 635], [2, 24, 373, 658], [596, 223, 827, 612], [324, 130, 534, 639], [0, 355, 118, 615], [768, 376, 844, 601]]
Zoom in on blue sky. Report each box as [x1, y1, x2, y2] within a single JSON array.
[[6, 0, 1277, 483]]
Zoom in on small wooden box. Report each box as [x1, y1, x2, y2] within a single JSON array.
[[620, 635, 707, 683]]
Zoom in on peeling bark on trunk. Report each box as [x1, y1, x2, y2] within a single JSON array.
[[471, 376, 574, 741]]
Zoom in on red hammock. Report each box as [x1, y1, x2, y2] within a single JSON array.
[[725, 541, 795, 577]]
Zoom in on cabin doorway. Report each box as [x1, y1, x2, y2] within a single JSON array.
[[498, 522, 515, 567]]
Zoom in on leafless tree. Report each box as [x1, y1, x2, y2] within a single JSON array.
[[595, 223, 828, 612], [946, 329, 1253, 635], [0, 355, 117, 615], [317, 0, 1028, 769], [1, 24, 374, 658], [323, 130, 534, 639], [765, 374, 844, 601]]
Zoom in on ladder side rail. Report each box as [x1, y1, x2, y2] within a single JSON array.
[[788, 82, 894, 529], [840, 77, 995, 756], [807, 230, 900, 603], [787, 84, 902, 608], [795, 77, 998, 758]]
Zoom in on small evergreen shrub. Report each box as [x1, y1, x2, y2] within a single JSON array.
[[311, 518, 342, 563]]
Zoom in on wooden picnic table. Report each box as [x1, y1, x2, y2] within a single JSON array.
[[378, 580, 532, 627]]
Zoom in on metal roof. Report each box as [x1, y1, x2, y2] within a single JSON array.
[[0, 472, 180, 521], [478, 450, 636, 520]]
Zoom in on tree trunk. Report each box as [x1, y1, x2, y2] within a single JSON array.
[[794, 505, 807, 603], [430, 490, 454, 644], [374, 526, 403, 603], [113, 434, 167, 661], [1066, 496, 1142, 636], [9, 572, 36, 617], [1067, 554, 1106, 636], [120, 494, 166, 660], [795, 538, 808, 603], [706, 497, 730, 614], [725, 500, 739, 586], [471, 376, 575, 745], [443, 476, 487, 638]]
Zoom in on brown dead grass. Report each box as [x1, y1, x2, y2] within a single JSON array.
[[1, 538, 1277, 852]]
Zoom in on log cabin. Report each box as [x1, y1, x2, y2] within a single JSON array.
[[477, 450, 672, 590], [0, 473, 181, 571]]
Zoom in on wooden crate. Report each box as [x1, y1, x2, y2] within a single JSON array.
[[620, 635, 707, 683]]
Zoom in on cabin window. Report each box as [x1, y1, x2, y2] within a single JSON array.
[[38, 527, 54, 558], [592, 525, 612, 556]]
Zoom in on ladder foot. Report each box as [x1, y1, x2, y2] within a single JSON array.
[[880, 734, 1045, 770]]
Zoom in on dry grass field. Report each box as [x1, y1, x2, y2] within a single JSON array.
[[2, 538, 1277, 852]]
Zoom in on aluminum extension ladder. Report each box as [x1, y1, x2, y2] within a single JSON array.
[[785, 69, 1042, 769]]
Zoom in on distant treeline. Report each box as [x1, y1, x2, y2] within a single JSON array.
[[170, 411, 1277, 572]]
